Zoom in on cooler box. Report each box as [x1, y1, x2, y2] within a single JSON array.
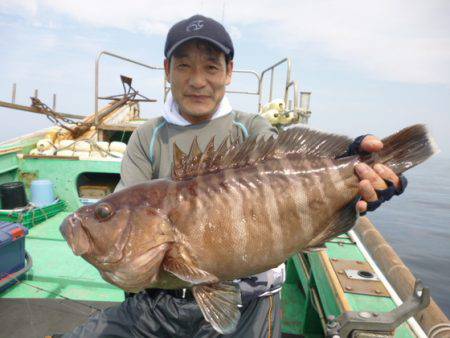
[[0, 221, 29, 292]]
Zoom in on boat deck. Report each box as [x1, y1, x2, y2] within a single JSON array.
[[0, 212, 123, 338], [284, 235, 418, 338], [1, 212, 123, 302], [0, 211, 419, 337]]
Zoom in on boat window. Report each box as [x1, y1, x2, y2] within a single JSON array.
[[76, 172, 120, 205], [100, 130, 133, 144]]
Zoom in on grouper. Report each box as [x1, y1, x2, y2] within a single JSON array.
[[60, 124, 437, 334]]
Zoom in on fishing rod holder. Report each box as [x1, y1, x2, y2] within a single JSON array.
[[326, 280, 430, 337]]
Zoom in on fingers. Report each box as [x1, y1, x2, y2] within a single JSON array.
[[354, 135, 402, 216], [373, 163, 400, 189], [355, 163, 387, 214], [360, 135, 383, 153], [357, 200, 367, 214], [358, 179, 378, 205], [355, 163, 387, 190]]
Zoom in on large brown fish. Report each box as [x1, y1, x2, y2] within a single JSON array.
[[60, 124, 437, 333]]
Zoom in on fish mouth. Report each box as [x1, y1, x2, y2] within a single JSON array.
[[61, 213, 91, 256], [61, 212, 132, 265]]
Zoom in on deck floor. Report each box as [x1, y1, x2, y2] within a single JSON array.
[[1, 212, 124, 302], [0, 212, 123, 338], [0, 212, 419, 337]]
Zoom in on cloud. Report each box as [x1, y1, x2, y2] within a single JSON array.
[[228, 26, 242, 41], [1, 0, 449, 85], [0, 0, 38, 16], [258, 1, 450, 85]]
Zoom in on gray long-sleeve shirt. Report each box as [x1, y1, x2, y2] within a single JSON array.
[[116, 110, 277, 189]]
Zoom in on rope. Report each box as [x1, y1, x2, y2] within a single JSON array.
[[53, 139, 122, 159], [4, 272, 102, 314], [5, 204, 35, 224], [88, 140, 121, 158], [31, 203, 49, 227], [1, 252, 101, 314], [120, 131, 126, 143], [267, 294, 273, 338], [4, 201, 55, 228]]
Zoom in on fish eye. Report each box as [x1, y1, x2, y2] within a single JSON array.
[[95, 203, 114, 221]]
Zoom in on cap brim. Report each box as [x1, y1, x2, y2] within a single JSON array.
[[166, 36, 231, 59]]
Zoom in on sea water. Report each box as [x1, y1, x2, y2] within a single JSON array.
[[369, 154, 450, 316]]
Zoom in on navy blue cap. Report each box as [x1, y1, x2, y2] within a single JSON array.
[[164, 15, 234, 60]]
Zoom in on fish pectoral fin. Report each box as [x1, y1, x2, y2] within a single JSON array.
[[193, 282, 242, 334], [163, 246, 219, 284]]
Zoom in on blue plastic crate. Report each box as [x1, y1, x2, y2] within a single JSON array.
[[0, 221, 29, 292]]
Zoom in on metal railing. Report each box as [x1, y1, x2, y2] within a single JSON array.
[[94, 51, 165, 125], [257, 58, 311, 123], [9, 83, 57, 111], [258, 58, 292, 107], [226, 69, 261, 95], [1, 83, 83, 120], [94, 51, 310, 123]]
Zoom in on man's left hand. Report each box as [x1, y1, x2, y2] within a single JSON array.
[[354, 135, 403, 214]]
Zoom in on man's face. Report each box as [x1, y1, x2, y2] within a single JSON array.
[[164, 40, 234, 124]]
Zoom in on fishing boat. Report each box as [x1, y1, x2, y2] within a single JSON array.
[[0, 51, 448, 338]]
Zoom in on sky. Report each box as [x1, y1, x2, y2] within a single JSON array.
[[1, 0, 449, 162]]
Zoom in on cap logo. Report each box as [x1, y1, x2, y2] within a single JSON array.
[[186, 20, 204, 32]]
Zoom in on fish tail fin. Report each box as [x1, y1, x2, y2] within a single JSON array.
[[304, 125, 437, 252], [366, 124, 439, 175]]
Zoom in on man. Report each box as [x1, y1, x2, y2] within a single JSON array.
[[64, 14, 405, 338]]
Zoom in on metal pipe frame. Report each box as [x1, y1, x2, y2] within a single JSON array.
[[163, 69, 261, 97], [285, 80, 299, 112], [95, 51, 298, 120], [95, 51, 164, 125], [258, 58, 293, 111], [226, 69, 260, 96], [96, 52, 261, 117], [11, 83, 16, 104]]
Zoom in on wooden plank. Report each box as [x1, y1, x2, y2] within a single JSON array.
[[23, 155, 80, 160], [76, 99, 130, 140], [0, 147, 23, 155], [0, 100, 85, 120], [97, 124, 137, 132], [318, 250, 352, 312]]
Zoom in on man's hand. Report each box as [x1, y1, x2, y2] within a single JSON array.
[[354, 135, 402, 214]]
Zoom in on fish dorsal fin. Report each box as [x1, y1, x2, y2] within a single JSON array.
[[171, 127, 353, 181], [172, 143, 187, 179]]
